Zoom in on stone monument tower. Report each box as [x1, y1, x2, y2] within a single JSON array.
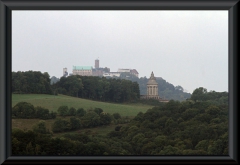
[[147, 71, 160, 99]]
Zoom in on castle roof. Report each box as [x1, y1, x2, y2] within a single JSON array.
[[130, 69, 139, 74], [73, 66, 92, 70], [147, 71, 158, 85]]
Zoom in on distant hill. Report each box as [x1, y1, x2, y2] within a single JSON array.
[[51, 73, 191, 102], [116, 72, 191, 101]]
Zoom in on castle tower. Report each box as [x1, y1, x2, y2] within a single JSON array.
[[63, 68, 67, 76], [95, 59, 99, 68], [147, 72, 159, 99]]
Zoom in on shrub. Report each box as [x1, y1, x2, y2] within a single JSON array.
[[12, 102, 35, 119], [115, 125, 122, 131], [100, 112, 112, 125], [68, 107, 77, 116], [69, 117, 81, 130], [32, 120, 49, 134], [76, 108, 86, 117], [81, 111, 100, 128], [94, 108, 103, 115], [52, 118, 70, 133], [35, 106, 50, 119], [57, 106, 69, 117], [49, 111, 57, 119], [113, 113, 121, 120]]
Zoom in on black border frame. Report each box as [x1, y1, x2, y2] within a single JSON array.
[[0, 0, 238, 164]]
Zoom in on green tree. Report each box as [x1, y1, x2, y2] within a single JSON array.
[[69, 117, 81, 130], [159, 145, 181, 155], [57, 105, 69, 117], [76, 108, 86, 117], [191, 87, 208, 102], [94, 108, 103, 115], [206, 105, 220, 118], [182, 108, 200, 121], [81, 111, 100, 128], [68, 107, 77, 116], [35, 106, 50, 119], [100, 112, 112, 125], [49, 111, 57, 119], [26, 142, 35, 155], [32, 120, 49, 134], [113, 113, 121, 120], [52, 118, 71, 133], [12, 102, 35, 119]]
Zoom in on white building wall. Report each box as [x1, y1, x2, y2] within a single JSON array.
[[103, 72, 120, 77]]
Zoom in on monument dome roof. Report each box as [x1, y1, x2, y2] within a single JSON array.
[[147, 72, 158, 85]]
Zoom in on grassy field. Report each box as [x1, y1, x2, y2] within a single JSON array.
[[12, 94, 153, 136], [12, 94, 153, 117]]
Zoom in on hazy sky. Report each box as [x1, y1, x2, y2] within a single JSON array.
[[12, 10, 228, 94]]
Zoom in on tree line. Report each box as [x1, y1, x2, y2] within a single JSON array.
[[53, 75, 140, 103], [12, 71, 53, 94], [52, 106, 114, 133], [12, 71, 192, 102], [12, 71, 141, 103], [12, 102, 127, 133]]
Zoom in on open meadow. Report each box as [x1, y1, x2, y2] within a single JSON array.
[[12, 94, 153, 117], [12, 94, 153, 136]]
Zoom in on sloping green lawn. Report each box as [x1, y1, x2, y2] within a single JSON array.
[[12, 94, 153, 117]]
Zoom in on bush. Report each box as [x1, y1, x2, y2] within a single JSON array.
[[113, 113, 121, 120], [49, 111, 57, 119], [81, 111, 100, 128], [94, 108, 103, 115], [68, 107, 77, 116], [100, 112, 112, 125], [115, 125, 122, 131], [35, 106, 50, 119], [57, 106, 69, 117], [12, 102, 35, 119], [52, 119, 71, 133], [76, 108, 86, 117], [32, 120, 49, 134], [69, 117, 81, 130]]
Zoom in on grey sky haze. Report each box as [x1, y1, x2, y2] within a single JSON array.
[[12, 10, 228, 94]]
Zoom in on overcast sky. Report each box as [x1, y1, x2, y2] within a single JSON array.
[[12, 10, 228, 94]]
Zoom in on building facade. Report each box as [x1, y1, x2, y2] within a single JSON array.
[[103, 72, 121, 77], [141, 72, 169, 102], [117, 68, 139, 77], [64, 59, 137, 78], [72, 66, 92, 76]]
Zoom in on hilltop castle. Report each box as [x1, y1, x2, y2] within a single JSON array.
[[63, 59, 138, 78], [140, 72, 169, 102]]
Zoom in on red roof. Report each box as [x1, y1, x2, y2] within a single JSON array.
[[130, 69, 139, 74]]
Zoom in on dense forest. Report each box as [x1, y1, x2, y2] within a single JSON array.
[[53, 75, 140, 103], [12, 88, 228, 155], [12, 71, 53, 94]]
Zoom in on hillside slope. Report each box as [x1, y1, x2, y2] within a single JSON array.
[[12, 94, 153, 117]]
